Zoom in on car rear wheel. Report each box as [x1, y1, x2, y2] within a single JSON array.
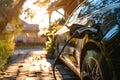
[[81, 50, 111, 80]]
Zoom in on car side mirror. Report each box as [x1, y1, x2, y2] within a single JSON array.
[[69, 24, 98, 38]]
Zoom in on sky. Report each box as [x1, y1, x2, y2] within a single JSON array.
[[20, 0, 64, 29]]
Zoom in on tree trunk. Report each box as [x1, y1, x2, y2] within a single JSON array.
[[0, 0, 26, 33]]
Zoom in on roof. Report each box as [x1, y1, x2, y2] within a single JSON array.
[[21, 20, 39, 32], [47, 0, 84, 19], [47, 0, 75, 13]]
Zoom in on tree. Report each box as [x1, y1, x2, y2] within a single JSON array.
[[0, 0, 25, 33], [45, 18, 64, 57], [23, 8, 36, 21], [34, 0, 50, 7], [21, 0, 50, 23], [0, 0, 25, 72]]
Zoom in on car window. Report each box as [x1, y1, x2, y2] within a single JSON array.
[[67, 5, 81, 27], [100, 6, 120, 35], [102, 24, 120, 41], [78, 0, 103, 18], [78, 0, 119, 18], [66, 0, 120, 28], [83, 2, 120, 34]]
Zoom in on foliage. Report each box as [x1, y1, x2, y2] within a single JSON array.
[[16, 45, 44, 49], [45, 18, 65, 54], [44, 28, 55, 54], [0, 32, 15, 71], [22, 8, 36, 21], [22, 0, 50, 21], [0, 0, 25, 71], [45, 41, 55, 54], [0, 0, 25, 33], [34, 0, 50, 7], [0, 0, 17, 14]]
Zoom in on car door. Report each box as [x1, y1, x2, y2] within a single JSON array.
[[57, 0, 94, 76]]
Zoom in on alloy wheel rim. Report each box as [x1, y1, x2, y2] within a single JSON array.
[[82, 58, 103, 80]]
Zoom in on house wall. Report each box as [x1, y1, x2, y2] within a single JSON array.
[[15, 31, 48, 45]]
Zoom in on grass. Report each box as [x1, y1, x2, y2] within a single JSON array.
[[15, 45, 45, 49]]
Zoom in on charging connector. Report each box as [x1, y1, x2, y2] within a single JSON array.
[[53, 26, 97, 80]]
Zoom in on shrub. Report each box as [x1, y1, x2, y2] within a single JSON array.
[[44, 18, 64, 56], [0, 32, 15, 72]]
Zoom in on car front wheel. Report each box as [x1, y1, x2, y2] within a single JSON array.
[[81, 50, 111, 80]]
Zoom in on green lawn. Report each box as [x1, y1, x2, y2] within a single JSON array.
[[15, 45, 45, 49]]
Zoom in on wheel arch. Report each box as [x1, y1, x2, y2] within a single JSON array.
[[80, 41, 103, 71], [80, 40, 114, 80]]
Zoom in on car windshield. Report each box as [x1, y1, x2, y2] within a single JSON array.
[[56, 0, 120, 35], [66, 0, 119, 28]]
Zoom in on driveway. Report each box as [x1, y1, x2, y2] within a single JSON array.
[[0, 48, 79, 80]]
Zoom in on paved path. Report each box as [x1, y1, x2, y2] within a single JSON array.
[[0, 48, 80, 80]]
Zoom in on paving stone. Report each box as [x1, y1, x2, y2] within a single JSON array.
[[63, 75, 80, 80], [6, 66, 18, 72], [41, 75, 51, 80], [16, 75, 27, 80], [41, 73, 49, 76], [0, 49, 79, 80], [27, 73, 37, 77], [29, 66, 36, 72], [4, 73, 17, 77], [26, 77, 40, 80], [0, 76, 4, 79], [1, 76, 16, 80], [19, 67, 28, 72], [34, 66, 41, 72], [18, 72, 27, 76], [10, 63, 21, 66]]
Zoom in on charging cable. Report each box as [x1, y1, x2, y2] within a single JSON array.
[[52, 27, 97, 80]]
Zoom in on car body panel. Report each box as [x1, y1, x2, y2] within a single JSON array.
[[55, 0, 120, 79]]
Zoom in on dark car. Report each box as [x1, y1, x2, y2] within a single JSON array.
[[54, 0, 120, 80]]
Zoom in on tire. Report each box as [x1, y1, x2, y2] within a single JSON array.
[[81, 50, 111, 80]]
